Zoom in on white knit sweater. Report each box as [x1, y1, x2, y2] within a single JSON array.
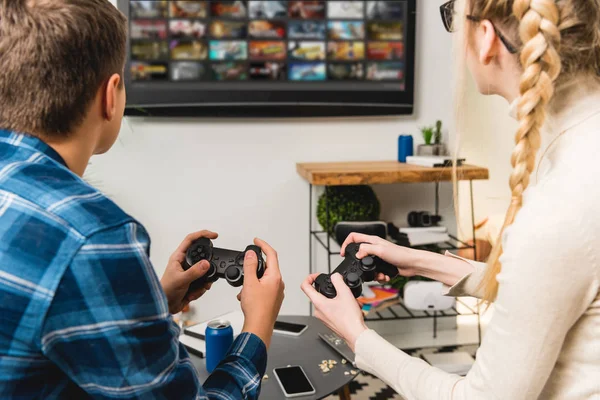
[[355, 76, 600, 400]]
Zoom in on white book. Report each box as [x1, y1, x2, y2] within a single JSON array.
[[400, 227, 448, 234], [407, 232, 451, 247], [397, 226, 450, 246], [180, 310, 244, 357], [185, 310, 244, 338], [179, 332, 207, 355], [406, 156, 465, 168]]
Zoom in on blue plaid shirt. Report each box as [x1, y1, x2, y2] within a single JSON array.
[[0, 130, 267, 399]]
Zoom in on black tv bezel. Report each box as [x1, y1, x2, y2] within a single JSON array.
[[119, 0, 417, 118]]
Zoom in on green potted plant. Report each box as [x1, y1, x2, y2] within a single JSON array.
[[417, 126, 435, 156], [317, 185, 381, 236], [433, 120, 447, 156]]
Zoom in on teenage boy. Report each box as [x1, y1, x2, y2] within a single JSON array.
[[0, 1, 285, 399]]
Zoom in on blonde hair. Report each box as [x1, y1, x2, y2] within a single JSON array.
[[463, 0, 600, 302]]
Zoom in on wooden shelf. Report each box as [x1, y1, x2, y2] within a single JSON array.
[[297, 161, 489, 186]]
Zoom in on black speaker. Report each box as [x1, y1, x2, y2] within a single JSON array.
[[407, 212, 442, 228], [333, 221, 387, 246]]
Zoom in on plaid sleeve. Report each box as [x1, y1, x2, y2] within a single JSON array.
[[204, 333, 267, 399], [40, 222, 267, 400]]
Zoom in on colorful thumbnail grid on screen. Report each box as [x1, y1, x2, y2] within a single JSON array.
[[129, 1, 407, 83]]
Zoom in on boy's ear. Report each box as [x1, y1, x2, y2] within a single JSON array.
[[103, 73, 122, 121]]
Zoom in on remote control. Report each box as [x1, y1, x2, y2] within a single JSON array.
[[319, 332, 356, 367], [314, 242, 398, 299], [182, 238, 265, 293]]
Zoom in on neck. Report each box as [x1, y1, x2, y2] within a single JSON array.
[[546, 74, 600, 134], [535, 74, 600, 176], [47, 140, 94, 177], [507, 74, 600, 125], [499, 58, 523, 104], [44, 123, 100, 177], [550, 74, 600, 115], [502, 74, 521, 104], [505, 90, 519, 105]]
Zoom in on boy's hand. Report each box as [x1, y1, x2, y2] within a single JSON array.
[[161, 230, 218, 314], [238, 238, 285, 348]]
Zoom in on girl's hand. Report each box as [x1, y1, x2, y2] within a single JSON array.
[[341, 233, 476, 290], [301, 273, 368, 352], [340, 233, 418, 281]]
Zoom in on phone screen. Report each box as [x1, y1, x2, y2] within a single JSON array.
[[274, 366, 315, 395], [274, 321, 307, 334]]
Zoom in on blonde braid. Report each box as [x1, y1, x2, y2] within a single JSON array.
[[481, 0, 562, 302]]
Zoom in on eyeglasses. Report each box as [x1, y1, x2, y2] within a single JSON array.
[[440, 0, 518, 54]]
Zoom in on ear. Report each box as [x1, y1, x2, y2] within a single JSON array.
[[102, 73, 122, 121], [478, 20, 500, 65]]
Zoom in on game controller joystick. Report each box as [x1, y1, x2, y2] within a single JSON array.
[[314, 242, 399, 299], [182, 238, 265, 294]]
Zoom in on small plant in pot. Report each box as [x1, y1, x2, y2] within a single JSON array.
[[433, 120, 447, 156], [417, 126, 435, 156], [417, 120, 447, 156]]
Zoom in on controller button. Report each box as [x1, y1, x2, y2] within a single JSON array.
[[226, 268, 241, 281], [236, 255, 245, 266], [345, 272, 361, 287], [362, 257, 374, 267], [220, 261, 227, 268], [207, 263, 218, 276]]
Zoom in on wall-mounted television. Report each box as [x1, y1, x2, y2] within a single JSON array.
[[118, 1, 417, 118]]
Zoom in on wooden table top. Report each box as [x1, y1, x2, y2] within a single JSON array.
[[297, 161, 489, 186]]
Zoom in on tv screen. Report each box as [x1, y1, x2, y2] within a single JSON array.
[[119, 1, 417, 117]]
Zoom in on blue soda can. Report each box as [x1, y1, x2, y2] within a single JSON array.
[[398, 135, 414, 163], [206, 319, 234, 373]]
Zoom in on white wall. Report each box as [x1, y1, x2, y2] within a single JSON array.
[[456, 77, 516, 233], [97, 0, 459, 322]]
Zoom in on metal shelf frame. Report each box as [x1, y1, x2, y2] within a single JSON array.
[[307, 180, 482, 344]]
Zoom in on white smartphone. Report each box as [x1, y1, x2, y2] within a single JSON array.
[[273, 320, 308, 336], [273, 366, 316, 398]]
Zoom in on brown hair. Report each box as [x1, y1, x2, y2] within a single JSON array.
[[466, 0, 600, 302], [0, 0, 127, 138]]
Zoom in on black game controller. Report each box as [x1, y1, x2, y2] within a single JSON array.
[[314, 243, 399, 299], [182, 238, 265, 294]]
